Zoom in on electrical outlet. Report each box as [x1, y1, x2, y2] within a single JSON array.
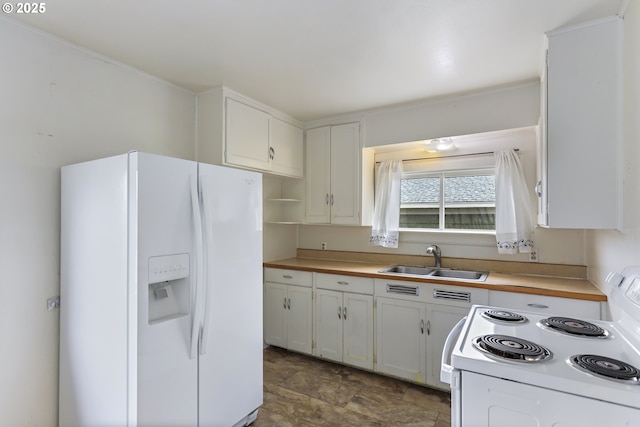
[[47, 296, 60, 310], [529, 249, 539, 262], [321, 242, 327, 250]]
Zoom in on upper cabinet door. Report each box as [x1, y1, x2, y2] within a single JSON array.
[[542, 17, 622, 229], [330, 123, 360, 225], [225, 98, 271, 171], [305, 127, 331, 223], [270, 117, 304, 178]]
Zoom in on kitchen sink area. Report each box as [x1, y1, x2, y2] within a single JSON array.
[[379, 265, 488, 282]]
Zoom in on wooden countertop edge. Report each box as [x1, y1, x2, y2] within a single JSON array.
[[263, 259, 607, 302]]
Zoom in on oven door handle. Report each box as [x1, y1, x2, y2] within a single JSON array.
[[440, 316, 467, 385]]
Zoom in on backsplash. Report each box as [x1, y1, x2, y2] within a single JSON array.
[[296, 249, 587, 280]]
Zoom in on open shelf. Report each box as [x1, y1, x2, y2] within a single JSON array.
[[263, 177, 304, 224]]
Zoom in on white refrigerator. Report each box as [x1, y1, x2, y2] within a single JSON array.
[[60, 152, 263, 427]]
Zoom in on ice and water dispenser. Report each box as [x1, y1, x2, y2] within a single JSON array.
[[148, 253, 190, 324]]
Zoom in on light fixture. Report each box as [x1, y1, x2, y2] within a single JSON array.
[[423, 137, 456, 153]]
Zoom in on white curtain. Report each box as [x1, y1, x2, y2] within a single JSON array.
[[370, 160, 403, 248], [494, 149, 534, 254]]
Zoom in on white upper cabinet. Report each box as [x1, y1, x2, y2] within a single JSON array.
[[305, 122, 363, 225], [269, 117, 304, 178], [197, 87, 304, 179], [538, 17, 622, 229], [225, 98, 271, 171]]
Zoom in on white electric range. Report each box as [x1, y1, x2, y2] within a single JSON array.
[[441, 267, 640, 427]]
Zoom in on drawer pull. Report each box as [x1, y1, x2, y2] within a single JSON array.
[[527, 303, 549, 309], [337, 281, 349, 286], [282, 275, 293, 279]]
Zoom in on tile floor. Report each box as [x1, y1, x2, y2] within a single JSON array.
[[253, 346, 451, 427]]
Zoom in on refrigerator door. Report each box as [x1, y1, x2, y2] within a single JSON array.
[[136, 153, 199, 426], [197, 163, 263, 426], [60, 154, 131, 427]]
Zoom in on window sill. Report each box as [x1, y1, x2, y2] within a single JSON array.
[[399, 228, 496, 236]]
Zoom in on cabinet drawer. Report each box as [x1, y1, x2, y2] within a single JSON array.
[[489, 291, 601, 319], [315, 273, 374, 294], [264, 268, 312, 287]]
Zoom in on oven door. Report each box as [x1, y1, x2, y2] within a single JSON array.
[[441, 316, 466, 427]]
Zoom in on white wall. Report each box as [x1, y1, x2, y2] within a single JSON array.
[[0, 19, 195, 426], [362, 81, 541, 147], [298, 82, 586, 266], [586, 3, 640, 294]]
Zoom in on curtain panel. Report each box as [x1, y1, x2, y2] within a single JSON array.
[[370, 160, 403, 248], [494, 149, 534, 254]]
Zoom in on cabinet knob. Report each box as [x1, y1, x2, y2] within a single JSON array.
[[269, 146, 275, 160], [338, 306, 342, 319], [420, 319, 425, 334], [343, 306, 347, 320], [337, 281, 349, 286], [283, 275, 293, 279]]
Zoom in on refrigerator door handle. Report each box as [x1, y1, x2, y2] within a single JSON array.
[[198, 177, 214, 356], [189, 175, 205, 359]]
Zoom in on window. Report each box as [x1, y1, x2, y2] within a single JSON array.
[[400, 170, 496, 231]]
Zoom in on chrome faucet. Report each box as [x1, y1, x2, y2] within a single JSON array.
[[426, 245, 442, 268]]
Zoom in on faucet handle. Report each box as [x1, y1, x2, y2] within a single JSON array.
[[426, 245, 440, 254]]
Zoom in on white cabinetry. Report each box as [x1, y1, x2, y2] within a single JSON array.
[[375, 279, 488, 389], [538, 17, 622, 229], [313, 273, 374, 370], [305, 123, 363, 225], [197, 87, 304, 178], [270, 117, 304, 178], [263, 268, 313, 354], [489, 291, 602, 320], [225, 97, 271, 171]]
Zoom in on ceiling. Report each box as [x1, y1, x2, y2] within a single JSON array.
[[8, 0, 624, 122]]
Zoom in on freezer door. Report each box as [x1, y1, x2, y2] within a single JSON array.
[[197, 163, 263, 426], [136, 153, 199, 427]]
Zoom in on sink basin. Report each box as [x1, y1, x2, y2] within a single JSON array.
[[429, 269, 488, 281], [379, 265, 435, 275], [379, 265, 488, 282]]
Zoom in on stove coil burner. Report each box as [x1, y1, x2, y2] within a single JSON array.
[[539, 317, 610, 338], [473, 335, 552, 363], [570, 354, 640, 384], [482, 310, 528, 324]]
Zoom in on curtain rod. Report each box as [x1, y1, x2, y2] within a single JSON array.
[[376, 148, 520, 164]]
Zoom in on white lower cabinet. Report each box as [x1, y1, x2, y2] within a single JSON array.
[[376, 297, 427, 383], [313, 274, 374, 370], [263, 269, 313, 354], [264, 269, 602, 391], [374, 279, 488, 389]]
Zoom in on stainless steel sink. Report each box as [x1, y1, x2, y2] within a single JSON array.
[[379, 265, 488, 282], [379, 265, 435, 275], [429, 269, 488, 281]]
